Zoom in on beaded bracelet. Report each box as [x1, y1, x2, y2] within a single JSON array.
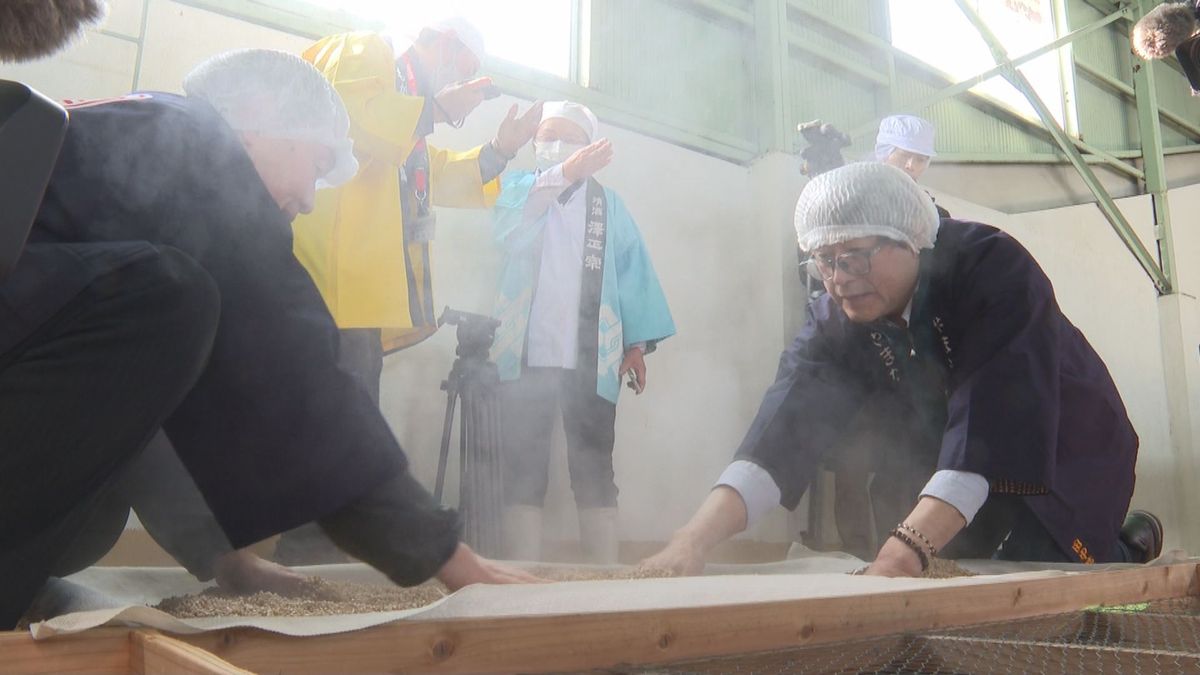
[[889, 527, 930, 571], [898, 522, 938, 560]]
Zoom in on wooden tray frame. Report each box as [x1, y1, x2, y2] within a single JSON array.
[[2, 562, 1196, 674]]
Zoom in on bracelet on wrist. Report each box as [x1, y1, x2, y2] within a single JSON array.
[[889, 527, 930, 572], [897, 521, 938, 559]]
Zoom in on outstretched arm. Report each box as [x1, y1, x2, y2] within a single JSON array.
[[639, 486, 750, 576]]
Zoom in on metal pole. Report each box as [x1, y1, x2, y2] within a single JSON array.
[[954, 0, 1171, 295], [754, 0, 793, 153], [435, 387, 458, 503], [1131, 0, 1178, 294]]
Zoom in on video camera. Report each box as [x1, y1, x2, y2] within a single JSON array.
[[438, 306, 501, 360], [796, 119, 851, 178], [0, 81, 69, 281]]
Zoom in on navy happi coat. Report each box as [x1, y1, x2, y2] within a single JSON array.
[[736, 220, 1137, 563]]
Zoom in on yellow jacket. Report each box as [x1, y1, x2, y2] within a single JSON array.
[[294, 32, 500, 351]]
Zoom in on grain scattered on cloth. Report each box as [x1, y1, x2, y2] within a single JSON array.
[[531, 566, 677, 582], [924, 558, 976, 579], [153, 568, 674, 618], [846, 558, 977, 579], [155, 577, 447, 618]]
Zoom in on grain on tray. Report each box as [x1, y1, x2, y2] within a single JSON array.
[[154, 577, 447, 618], [847, 557, 977, 578], [530, 566, 677, 582]]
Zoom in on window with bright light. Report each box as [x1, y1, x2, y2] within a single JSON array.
[[303, 0, 575, 79], [888, 0, 1067, 126]]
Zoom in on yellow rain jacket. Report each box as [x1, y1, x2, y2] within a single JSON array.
[[294, 32, 500, 352]]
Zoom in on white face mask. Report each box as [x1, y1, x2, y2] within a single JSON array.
[[533, 140, 586, 171]]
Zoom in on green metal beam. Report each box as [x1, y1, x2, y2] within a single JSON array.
[[935, 145, 1200, 165], [935, 151, 1128, 163], [1052, 0, 1082, 137], [954, 0, 1171, 294], [130, 0, 149, 90], [1131, 0, 1179, 293], [755, 0, 795, 152], [1074, 59, 1200, 141], [862, 49, 1146, 180], [843, 4, 1131, 139]]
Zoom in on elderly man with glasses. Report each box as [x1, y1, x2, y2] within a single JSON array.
[[643, 162, 1160, 577]]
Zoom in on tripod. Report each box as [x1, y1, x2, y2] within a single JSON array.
[[433, 307, 504, 557]]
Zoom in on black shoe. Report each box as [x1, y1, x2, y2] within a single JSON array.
[[1119, 510, 1164, 564]]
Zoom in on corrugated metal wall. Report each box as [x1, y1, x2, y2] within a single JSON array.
[[1070, 0, 1141, 150], [586, 0, 1200, 164], [588, 0, 757, 147]]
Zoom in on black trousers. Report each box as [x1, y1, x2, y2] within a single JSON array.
[[0, 247, 219, 629], [53, 431, 234, 581], [500, 367, 618, 509]]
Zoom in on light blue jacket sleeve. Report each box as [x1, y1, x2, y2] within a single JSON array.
[[608, 192, 676, 351]]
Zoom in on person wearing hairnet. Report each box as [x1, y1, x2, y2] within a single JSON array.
[[1131, 1, 1200, 94], [280, 17, 542, 564], [490, 102, 675, 563], [0, 0, 223, 626], [873, 114, 950, 218], [2, 48, 538, 629], [642, 163, 1162, 578], [796, 114, 950, 559]]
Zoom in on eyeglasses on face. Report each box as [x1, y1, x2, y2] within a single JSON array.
[[802, 242, 890, 281]]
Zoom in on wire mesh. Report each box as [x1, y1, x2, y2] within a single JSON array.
[[597, 598, 1200, 675]]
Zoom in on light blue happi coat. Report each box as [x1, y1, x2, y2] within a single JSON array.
[[491, 171, 676, 404]]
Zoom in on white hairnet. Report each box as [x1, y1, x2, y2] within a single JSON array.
[[541, 101, 599, 141], [182, 48, 357, 188], [874, 114, 936, 162], [427, 16, 486, 63], [794, 162, 940, 252]]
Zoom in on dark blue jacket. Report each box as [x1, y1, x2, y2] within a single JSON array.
[[736, 220, 1138, 563]]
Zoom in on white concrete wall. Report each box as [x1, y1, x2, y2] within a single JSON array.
[[4, 0, 1198, 553]]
